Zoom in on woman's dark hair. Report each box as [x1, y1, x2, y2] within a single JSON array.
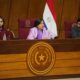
[[77, 18, 80, 22], [33, 19, 42, 27], [0, 16, 4, 28]]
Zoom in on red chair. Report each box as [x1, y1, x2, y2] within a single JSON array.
[[18, 19, 35, 39], [64, 21, 76, 38]]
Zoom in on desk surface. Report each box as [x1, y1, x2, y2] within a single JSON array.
[[0, 39, 80, 54]]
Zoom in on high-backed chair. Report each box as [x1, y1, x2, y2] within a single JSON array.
[[18, 19, 35, 39], [64, 21, 76, 38]]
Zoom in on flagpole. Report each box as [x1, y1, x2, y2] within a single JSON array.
[[58, 0, 64, 38]]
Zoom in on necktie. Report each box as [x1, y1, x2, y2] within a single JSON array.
[[3, 33, 7, 40]]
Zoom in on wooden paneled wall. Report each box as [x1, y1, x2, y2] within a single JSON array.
[[0, 0, 80, 38]]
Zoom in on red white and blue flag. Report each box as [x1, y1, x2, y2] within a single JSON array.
[[43, 0, 58, 38]]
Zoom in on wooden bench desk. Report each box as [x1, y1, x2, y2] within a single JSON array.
[[0, 39, 80, 79]]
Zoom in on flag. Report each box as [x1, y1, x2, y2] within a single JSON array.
[[43, 0, 58, 38]]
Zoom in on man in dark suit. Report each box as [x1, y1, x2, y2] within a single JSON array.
[[71, 18, 80, 38]]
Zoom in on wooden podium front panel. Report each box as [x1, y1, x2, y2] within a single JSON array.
[[0, 39, 80, 79]]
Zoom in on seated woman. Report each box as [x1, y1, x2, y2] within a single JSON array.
[[27, 19, 56, 40], [71, 18, 80, 38], [0, 16, 15, 40]]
